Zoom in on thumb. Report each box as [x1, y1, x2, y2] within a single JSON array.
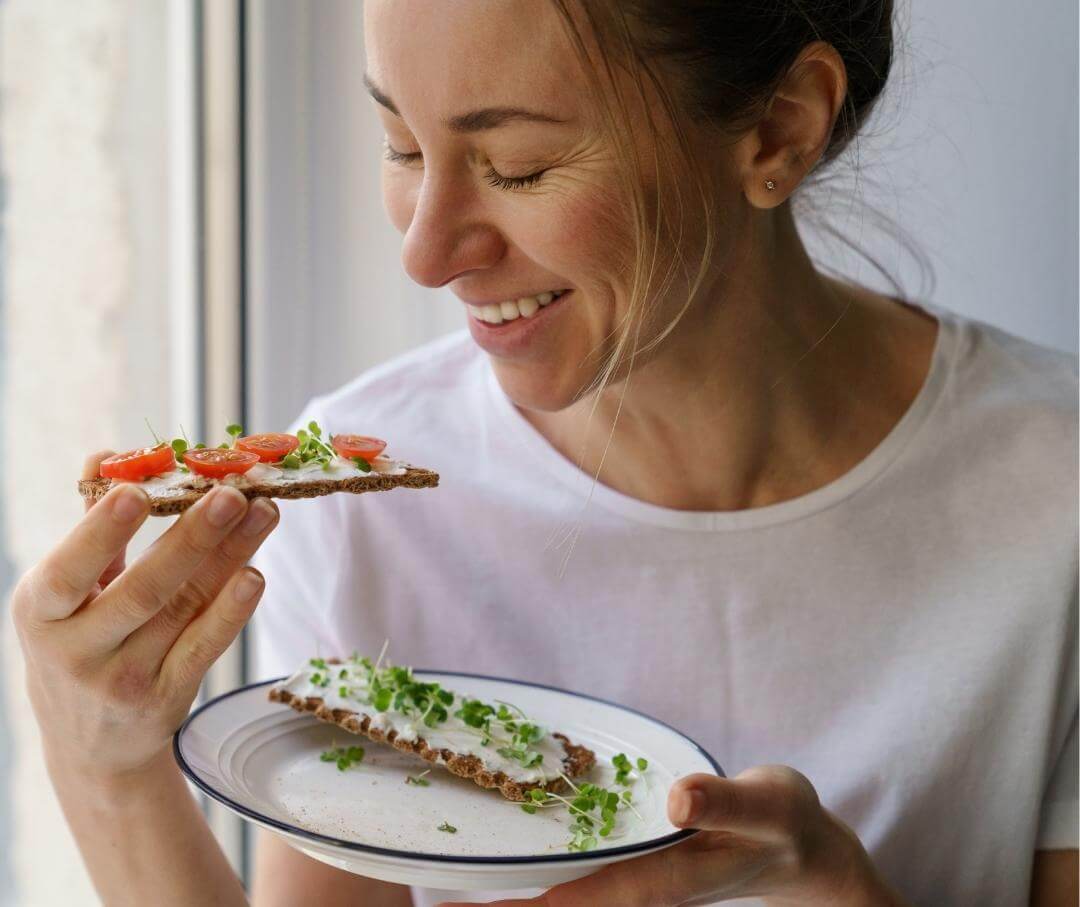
[[667, 766, 818, 835]]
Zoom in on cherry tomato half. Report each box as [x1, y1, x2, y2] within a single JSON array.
[[331, 434, 387, 461], [183, 447, 260, 478], [236, 432, 300, 463], [100, 444, 177, 481]]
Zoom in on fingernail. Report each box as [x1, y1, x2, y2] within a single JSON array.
[[673, 789, 704, 825], [205, 487, 245, 528], [238, 498, 276, 537], [234, 569, 264, 603], [111, 486, 147, 523]]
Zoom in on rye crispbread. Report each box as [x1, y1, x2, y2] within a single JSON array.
[[77, 466, 439, 517], [268, 684, 597, 802]]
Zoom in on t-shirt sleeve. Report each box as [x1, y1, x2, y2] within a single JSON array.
[[1036, 712, 1078, 850], [248, 399, 343, 679]]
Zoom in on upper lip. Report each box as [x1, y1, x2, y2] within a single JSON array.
[[455, 288, 568, 307]]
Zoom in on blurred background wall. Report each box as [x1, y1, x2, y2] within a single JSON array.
[[0, 1, 1076, 905]]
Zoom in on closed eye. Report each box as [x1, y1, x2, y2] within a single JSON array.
[[483, 168, 546, 190], [384, 143, 422, 166], [383, 142, 546, 191]]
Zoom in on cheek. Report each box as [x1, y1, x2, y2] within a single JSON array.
[[526, 181, 634, 297]]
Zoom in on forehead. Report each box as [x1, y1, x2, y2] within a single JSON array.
[[363, 0, 584, 120]]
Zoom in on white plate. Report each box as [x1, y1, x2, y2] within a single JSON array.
[[175, 672, 723, 891]]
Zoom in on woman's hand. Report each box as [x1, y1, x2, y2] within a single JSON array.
[[11, 450, 279, 787], [441, 766, 909, 907]]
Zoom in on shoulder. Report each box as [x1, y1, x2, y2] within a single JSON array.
[[923, 308, 1078, 536], [291, 330, 485, 459], [937, 308, 1077, 440]]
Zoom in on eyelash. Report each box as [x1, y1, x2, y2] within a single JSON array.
[[383, 144, 546, 191]]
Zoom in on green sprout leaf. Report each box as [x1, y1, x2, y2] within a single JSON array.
[[320, 745, 364, 771], [352, 456, 372, 473], [437, 821, 457, 834]]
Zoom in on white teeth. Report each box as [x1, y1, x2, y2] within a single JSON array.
[[468, 290, 567, 325]]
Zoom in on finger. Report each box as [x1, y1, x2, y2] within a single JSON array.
[[27, 483, 150, 623], [124, 498, 279, 668], [159, 566, 265, 702], [79, 485, 250, 650], [82, 450, 127, 585], [81, 449, 117, 495], [442, 843, 693, 907], [669, 768, 817, 837]]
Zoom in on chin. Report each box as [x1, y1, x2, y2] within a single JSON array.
[[489, 359, 591, 414]]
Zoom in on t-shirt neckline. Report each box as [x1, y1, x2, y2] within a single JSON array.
[[485, 303, 957, 532]]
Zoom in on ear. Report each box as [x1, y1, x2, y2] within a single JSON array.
[[739, 41, 848, 209]]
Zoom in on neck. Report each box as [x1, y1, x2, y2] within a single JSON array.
[[522, 206, 937, 511]]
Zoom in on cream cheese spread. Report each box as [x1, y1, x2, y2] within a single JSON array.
[[115, 455, 408, 500], [275, 661, 568, 784]]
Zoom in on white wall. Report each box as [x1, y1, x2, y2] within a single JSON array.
[[813, 0, 1078, 352]]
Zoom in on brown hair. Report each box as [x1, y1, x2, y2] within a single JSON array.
[[548, 0, 897, 398]]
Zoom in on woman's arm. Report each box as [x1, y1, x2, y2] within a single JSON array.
[[13, 452, 279, 905], [252, 830, 413, 906], [48, 749, 246, 906]]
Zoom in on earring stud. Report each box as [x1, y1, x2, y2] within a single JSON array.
[[765, 179, 776, 191]]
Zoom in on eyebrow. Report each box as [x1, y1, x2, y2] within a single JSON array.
[[363, 73, 568, 134]]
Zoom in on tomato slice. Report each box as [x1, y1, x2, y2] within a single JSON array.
[[100, 444, 178, 481], [236, 432, 300, 463], [332, 434, 387, 461], [183, 448, 260, 478]]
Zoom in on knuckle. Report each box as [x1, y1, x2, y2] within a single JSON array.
[[9, 576, 32, 630], [153, 584, 205, 635], [762, 766, 817, 835], [172, 518, 223, 564], [35, 563, 82, 608], [116, 568, 165, 619], [177, 636, 221, 685]]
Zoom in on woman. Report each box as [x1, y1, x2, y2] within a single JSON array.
[[13, 1, 1076, 905]]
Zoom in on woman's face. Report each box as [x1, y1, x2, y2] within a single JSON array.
[[364, 0, 734, 411]]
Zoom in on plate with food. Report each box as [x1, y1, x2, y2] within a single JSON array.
[[78, 421, 438, 515], [174, 650, 723, 891]]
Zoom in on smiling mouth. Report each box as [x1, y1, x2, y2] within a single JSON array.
[[466, 289, 569, 325]]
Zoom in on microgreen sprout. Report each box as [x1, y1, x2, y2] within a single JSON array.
[[405, 770, 431, 787], [320, 745, 365, 772], [437, 821, 457, 834], [292, 420, 339, 471], [309, 648, 549, 770], [145, 418, 164, 446], [518, 754, 648, 851]]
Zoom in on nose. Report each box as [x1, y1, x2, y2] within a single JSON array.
[[400, 172, 505, 289]]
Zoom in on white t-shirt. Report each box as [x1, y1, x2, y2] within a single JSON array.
[[251, 304, 1078, 907]]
